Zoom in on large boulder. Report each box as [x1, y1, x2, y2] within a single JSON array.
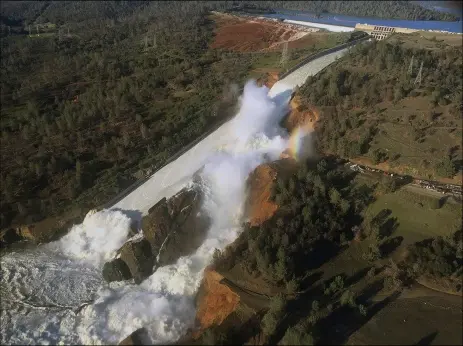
[[156, 188, 210, 267], [102, 258, 132, 283], [119, 328, 149, 345], [0, 228, 23, 247], [102, 186, 210, 284], [119, 238, 155, 284], [143, 197, 172, 255]]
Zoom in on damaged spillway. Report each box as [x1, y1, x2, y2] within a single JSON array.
[[1, 81, 292, 345], [1, 45, 356, 345]]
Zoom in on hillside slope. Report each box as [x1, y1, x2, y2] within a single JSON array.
[[298, 33, 462, 184]]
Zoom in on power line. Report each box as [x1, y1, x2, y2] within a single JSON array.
[[414, 61, 423, 87], [407, 55, 414, 75], [280, 41, 288, 67]]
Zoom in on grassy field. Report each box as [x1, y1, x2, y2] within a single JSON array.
[[364, 188, 461, 245]]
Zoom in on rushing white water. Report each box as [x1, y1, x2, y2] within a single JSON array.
[[0, 80, 296, 345]]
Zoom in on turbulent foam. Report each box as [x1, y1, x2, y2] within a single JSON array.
[[1, 80, 296, 345]]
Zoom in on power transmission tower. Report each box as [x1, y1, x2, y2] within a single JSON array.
[[414, 61, 423, 87], [408, 55, 414, 75], [280, 41, 289, 67]]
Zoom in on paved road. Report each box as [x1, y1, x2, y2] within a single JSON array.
[[111, 46, 355, 215]]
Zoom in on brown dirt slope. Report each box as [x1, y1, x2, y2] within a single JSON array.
[[210, 13, 304, 52], [245, 158, 298, 227], [284, 95, 320, 133], [195, 267, 240, 331]]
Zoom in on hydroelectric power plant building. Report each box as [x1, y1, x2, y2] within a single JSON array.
[[354, 23, 419, 40], [279, 20, 421, 40]]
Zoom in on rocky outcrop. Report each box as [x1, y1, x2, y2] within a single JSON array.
[[283, 95, 319, 133], [103, 186, 210, 283], [0, 228, 23, 246], [119, 238, 155, 284], [0, 224, 57, 247], [102, 258, 132, 282], [119, 328, 150, 345]]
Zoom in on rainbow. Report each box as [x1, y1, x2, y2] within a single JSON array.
[[288, 124, 312, 161]]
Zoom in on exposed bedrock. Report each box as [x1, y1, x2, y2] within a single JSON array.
[[103, 184, 210, 284]]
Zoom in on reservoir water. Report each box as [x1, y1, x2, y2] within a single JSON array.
[[258, 7, 462, 33]]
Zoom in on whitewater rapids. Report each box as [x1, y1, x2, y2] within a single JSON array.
[[0, 80, 297, 345]]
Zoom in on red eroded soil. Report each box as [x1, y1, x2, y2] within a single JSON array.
[[211, 13, 302, 52], [195, 267, 240, 332], [246, 164, 279, 227], [246, 159, 298, 227]]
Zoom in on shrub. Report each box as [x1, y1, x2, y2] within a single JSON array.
[[435, 158, 456, 178], [340, 289, 357, 307], [262, 311, 278, 336], [281, 325, 314, 345], [358, 304, 367, 316], [363, 243, 382, 262], [372, 148, 389, 164], [269, 293, 286, 313]]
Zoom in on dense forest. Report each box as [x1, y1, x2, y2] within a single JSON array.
[[230, 0, 459, 21], [0, 1, 257, 230], [214, 157, 372, 287], [298, 36, 462, 180], [204, 156, 462, 345]]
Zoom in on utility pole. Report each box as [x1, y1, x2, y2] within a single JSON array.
[[67, 27, 70, 36], [408, 55, 414, 75], [36, 24, 39, 36], [58, 28, 61, 41], [280, 41, 289, 67], [8, 26, 11, 36], [414, 61, 423, 87], [144, 35, 148, 51], [153, 34, 157, 48], [28, 25, 31, 36]]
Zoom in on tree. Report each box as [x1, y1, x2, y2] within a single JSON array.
[[270, 293, 286, 313], [358, 304, 367, 316], [372, 148, 388, 164], [340, 289, 356, 307], [75, 160, 82, 185], [394, 84, 406, 102], [281, 325, 314, 345], [262, 311, 278, 337], [140, 123, 148, 139], [435, 157, 456, 178], [122, 130, 130, 147], [35, 163, 43, 178]]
